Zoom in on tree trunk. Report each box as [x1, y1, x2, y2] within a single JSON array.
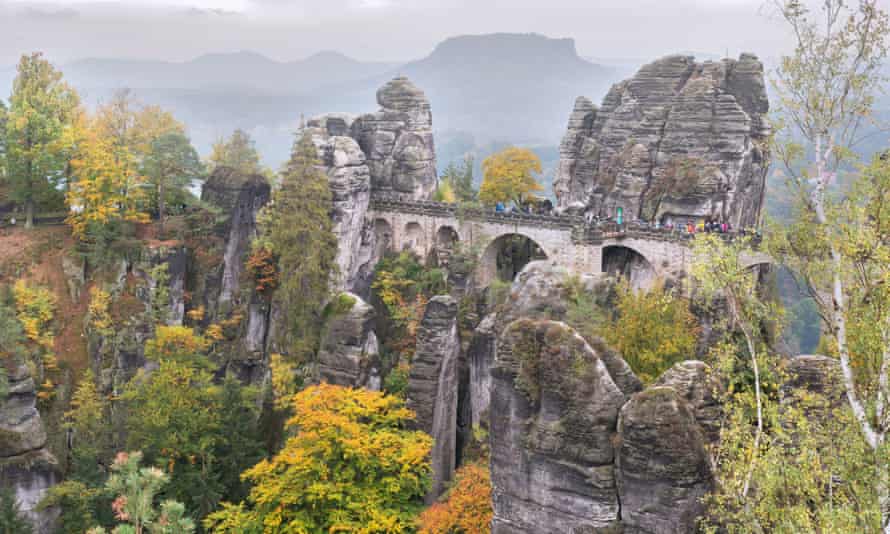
[[24, 199, 34, 229], [157, 180, 165, 232], [879, 460, 890, 533]]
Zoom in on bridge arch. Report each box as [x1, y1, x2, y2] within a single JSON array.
[[373, 218, 394, 258], [602, 244, 657, 291], [403, 221, 425, 257], [478, 233, 548, 287]]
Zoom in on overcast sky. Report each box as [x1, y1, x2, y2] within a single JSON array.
[[0, 0, 874, 66]]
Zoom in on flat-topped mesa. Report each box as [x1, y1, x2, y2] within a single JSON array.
[[554, 53, 770, 229]]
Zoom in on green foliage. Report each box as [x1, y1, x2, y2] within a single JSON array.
[[123, 360, 223, 519], [65, 369, 113, 484], [204, 384, 432, 533], [322, 292, 356, 320], [123, 325, 264, 523], [255, 131, 338, 363], [383, 362, 410, 398], [88, 451, 195, 534], [440, 155, 477, 203], [0, 487, 33, 534], [602, 281, 699, 384], [213, 377, 265, 505], [39, 480, 112, 534], [372, 250, 447, 363], [142, 131, 204, 223], [148, 263, 170, 325], [0, 288, 27, 363], [5, 52, 80, 227], [702, 344, 879, 532], [208, 129, 261, 175]]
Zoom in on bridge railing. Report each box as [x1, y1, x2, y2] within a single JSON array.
[[369, 194, 758, 246]]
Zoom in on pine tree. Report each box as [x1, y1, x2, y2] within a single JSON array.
[[255, 131, 337, 362]]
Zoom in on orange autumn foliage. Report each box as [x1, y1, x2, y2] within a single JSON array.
[[418, 461, 493, 534]]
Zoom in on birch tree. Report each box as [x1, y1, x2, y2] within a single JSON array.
[[770, 0, 890, 529]]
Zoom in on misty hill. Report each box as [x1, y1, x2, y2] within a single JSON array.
[[0, 33, 622, 172], [62, 50, 397, 93], [396, 33, 615, 145]]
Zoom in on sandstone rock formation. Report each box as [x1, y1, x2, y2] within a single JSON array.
[[653, 360, 722, 444], [0, 363, 60, 533], [467, 313, 496, 430], [490, 319, 626, 533], [305, 76, 437, 294], [316, 293, 381, 390], [554, 53, 770, 229], [352, 77, 437, 201], [306, 116, 377, 293], [199, 167, 272, 381], [406, 296, 460, 502], [616, 387, 714, 534], [200, 166, 271, 314]]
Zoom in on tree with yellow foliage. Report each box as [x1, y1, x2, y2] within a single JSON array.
[[205, 383, 433, 534], [603, 281, 699, 384], [479, 147, 543, 207], [66, 114, 148, 241]]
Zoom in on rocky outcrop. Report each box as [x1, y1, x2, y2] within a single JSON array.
[[316, 293, 381, 390], [0, 363, 60, 533], [467, 313, 496, 430], [554, 53, 770, 229], [198, 167, 272, 379], [616, 387, 713, 534], [306, 117, 377, 294], [654, 360, 722, 445], [406, 296, 460, 502], [200, 166, 271, 314], [352, 77, 437, 201], [490, 319, 626, 533]]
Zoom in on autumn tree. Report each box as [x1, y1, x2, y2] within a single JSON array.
[[418, 461, 492, 534], [254, 131, 337, 362], [479, 147, 543, 206], [204, 383, 432, 533], [5, 52, 80, 227], [768, 1, 890, 528], [601, 281, 699, 384], [66, 113, 149, 246], [209, 129, 261, 175]]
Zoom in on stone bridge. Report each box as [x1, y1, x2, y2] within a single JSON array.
[[368, 196, 772, 289]]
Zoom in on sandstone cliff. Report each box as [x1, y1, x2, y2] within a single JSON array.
[[406, 296, 460, 502], [554, 53, 770, 228], [0, 363, 60, 533]]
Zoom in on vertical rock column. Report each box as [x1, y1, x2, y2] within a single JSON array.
[[406, 296, 460, 502]]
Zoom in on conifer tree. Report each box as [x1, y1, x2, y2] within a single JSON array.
[[255, 130, 337, 362], [6, 52, 80, 228]]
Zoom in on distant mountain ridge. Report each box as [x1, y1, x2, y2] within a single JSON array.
[[0, 33, 623, 171], [61, 50, 398, 93]]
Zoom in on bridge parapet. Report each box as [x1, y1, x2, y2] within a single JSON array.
[[369, 195, 583, 230]]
